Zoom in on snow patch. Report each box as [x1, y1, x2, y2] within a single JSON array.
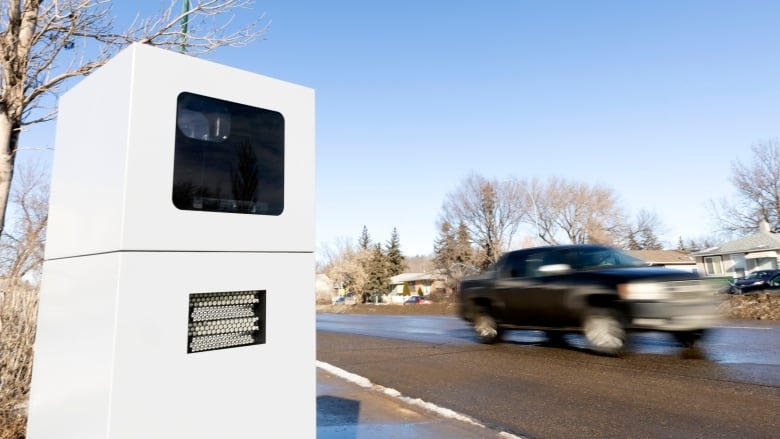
[[316, 360, 526, 439]]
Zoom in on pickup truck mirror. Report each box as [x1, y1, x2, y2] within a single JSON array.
[[538, 264, 570, 273]]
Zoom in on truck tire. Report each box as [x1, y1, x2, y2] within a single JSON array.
[[473, 309, 501, 344], [545, 331, 568, 346], [583, 309, 626, 356], [673, 330, 705, 348]]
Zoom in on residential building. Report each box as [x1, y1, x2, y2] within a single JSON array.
[[691, 221, 780, 278], [388, 272, 447, 304], [626, 250, 697, 272]]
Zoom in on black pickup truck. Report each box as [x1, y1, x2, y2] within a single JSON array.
[[458, 244, 722, 355]]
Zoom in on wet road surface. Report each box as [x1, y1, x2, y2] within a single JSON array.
[[317, 314, 780, 438]]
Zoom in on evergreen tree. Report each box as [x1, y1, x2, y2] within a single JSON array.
[[433, 221, 457, 269], [385, 227, 406, 277], [434, 220, 474, 269], [364, 243, 389, 299], [358, 225, 371, 251], [639, 227, 663, 250], [626, 230, 641, 250], [434, 220, 476, 294], [455, 221, 474, 264]]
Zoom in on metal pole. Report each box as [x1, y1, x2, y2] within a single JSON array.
[[179, 0, 190, 53], [527, 187, 542, 245]]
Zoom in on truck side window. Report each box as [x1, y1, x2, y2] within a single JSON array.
[[499, 252, 527, 278], [525, 255, 544, 277], [542, 250, 565, 267]]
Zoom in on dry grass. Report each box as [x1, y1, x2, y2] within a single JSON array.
[[722, 293, 780, 320], [0, 282, 38, 439]]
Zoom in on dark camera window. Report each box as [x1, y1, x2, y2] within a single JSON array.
[[172, 92, 284, 215]]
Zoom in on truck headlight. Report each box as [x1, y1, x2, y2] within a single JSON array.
[[617, 282, 671, 300]]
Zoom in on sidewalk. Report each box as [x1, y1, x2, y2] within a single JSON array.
[[316, 362, 523, 439]]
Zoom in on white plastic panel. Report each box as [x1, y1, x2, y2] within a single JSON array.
[[27, 252, 315, 439], [26, 254, 122, 439], [44, 43, 315, 259], [30, 43, 316, 439]]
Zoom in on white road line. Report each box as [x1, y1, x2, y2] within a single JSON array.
[[316, 360, 526, 439], [717, 325, 774, 330]]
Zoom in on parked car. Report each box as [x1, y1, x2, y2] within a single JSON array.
[[332, 294, 357, 305], [458, 244, 723, 356], [728, 269, 780, 294], [365, 292, 386, 304], [404, 295, 432, 305]]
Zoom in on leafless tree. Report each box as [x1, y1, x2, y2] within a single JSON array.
[[525, 176, 560, 244], [620, 209, 666, 250], [710, 138, 780, 235], [531, 178, 676, 250], [0, 160, 48, 285], [317, 238, 369, 297], [0, 0, 267, 235], [0, 160, 47, 438], [439, 174, 630, 265], [524, 177, 626, 246], [439, 173, 525, 267], [405, 255, 435, 273]]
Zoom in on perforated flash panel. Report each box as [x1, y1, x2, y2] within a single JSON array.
[[187, 290, 266, 353]]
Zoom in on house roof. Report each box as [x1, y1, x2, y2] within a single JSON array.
[[691, 230, 780, 257], [390, 272, 446, 284], [626, 250, 695, 265]]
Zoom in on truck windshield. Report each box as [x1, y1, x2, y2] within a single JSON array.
[[572, 247, 647, 269]]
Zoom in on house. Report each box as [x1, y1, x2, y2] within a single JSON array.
[[626, 250, 697, 272], [690, 221, 780, 278], [388, 272, 447, 304]]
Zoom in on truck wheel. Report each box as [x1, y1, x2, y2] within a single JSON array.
[[545, 331, 568, 346], [673, 330, 704, 348], [583, 310, 626, 356], [473, 310, 501, 344]]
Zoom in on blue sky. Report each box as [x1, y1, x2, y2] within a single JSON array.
[[18, 1, 780, 257]]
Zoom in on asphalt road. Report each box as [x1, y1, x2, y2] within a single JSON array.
[[317, 314, 780, 439]]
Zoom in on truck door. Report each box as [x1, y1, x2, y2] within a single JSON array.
[[493, 250, 545, 325], [517, 249, 573, 326]]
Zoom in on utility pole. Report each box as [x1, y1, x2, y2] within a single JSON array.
[[179, 0, 190, 53], [527, 187, 542, 245]]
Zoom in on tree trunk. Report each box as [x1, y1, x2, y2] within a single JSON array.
[[0, 114, 18, 237]]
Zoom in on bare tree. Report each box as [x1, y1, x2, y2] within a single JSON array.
[[529, 177, 626, 245], [405, 255, 435, 273], [620, 209, 666, 250], [710, 138, 780, 235], [439, 174, 632, 265], [0, 160, 47, 438], [0, 0, 267, 235], [0, 160, 48, 284], [317, 238, 369, 298], [525, 176, 561, 244], [439, 174, 525, 267]]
